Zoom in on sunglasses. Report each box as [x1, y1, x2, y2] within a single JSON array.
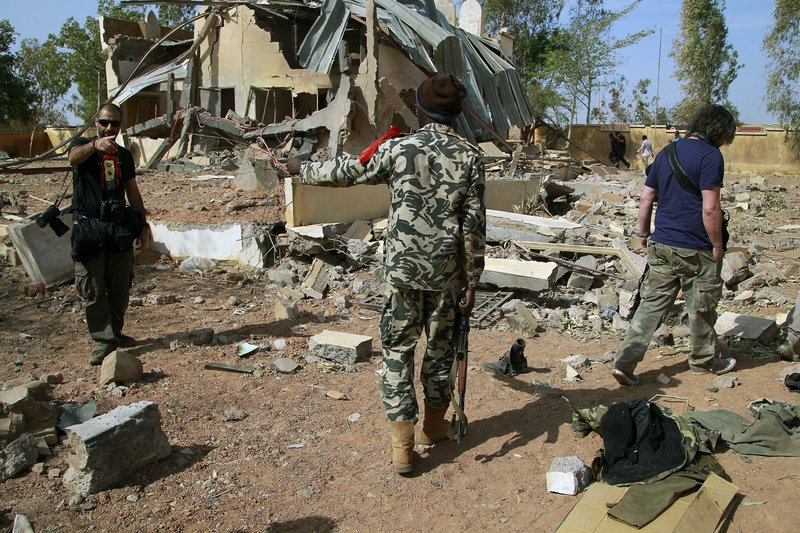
[[97, 119, 121, 127]]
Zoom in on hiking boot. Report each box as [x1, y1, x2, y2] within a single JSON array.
[[691, 357, 736, 376], [777, 335, 800, 362], [89, 348, 113, 366], [417, 404, 449, 445], [387, 420, 415, 475], [118, 333, 137, 348], [484, 339, 528, 376], [611, 367, 640, 386]]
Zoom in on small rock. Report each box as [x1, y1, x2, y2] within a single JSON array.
[[655, 373, 671, 385], [272, 358, 301, 374], [296, 487, 315, 498], [227, 296, 242, 306], [713, 376, 738, 388], [223, 407, 248, 421], [193, 296, 205, 304], [47, 468, 61, 479], [31, 463, 45, 475], [126, 494, 140, 502], [347, 412, 361, 423], [272, 339, 287, 350]]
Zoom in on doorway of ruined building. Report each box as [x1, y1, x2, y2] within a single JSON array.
[[250, 88, 329, 125], [199, 87, 236, 118]]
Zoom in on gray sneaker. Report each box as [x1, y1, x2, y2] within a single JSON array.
[[691, 357, 736, 376], [611, 367, 640, 386]]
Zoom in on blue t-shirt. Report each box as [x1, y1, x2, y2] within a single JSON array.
[[646, 138, 724, 249]]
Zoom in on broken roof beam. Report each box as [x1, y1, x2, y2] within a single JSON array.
[[126, 113, 173, 137], [244, 76, 353, 156], [196, 113, 248, 139]]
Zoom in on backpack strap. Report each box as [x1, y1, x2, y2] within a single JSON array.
[[663, 141, 701, 199]]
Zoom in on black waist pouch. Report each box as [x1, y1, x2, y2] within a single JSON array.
[[72, 217, 135, 261]]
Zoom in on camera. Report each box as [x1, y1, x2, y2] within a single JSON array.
[[36, 205, 70, 237], [100, 200, 126, 225]]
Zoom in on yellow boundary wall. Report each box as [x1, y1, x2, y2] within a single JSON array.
[[566, 125, 799, 175]]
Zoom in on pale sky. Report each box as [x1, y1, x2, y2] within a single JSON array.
[[0, 0, 779, 124]]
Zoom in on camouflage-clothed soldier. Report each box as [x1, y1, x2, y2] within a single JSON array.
[[297, 75, 485, 474], [611, 105, 737, 386]]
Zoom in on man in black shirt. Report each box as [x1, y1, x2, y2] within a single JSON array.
[[68, 103, 149, 365]]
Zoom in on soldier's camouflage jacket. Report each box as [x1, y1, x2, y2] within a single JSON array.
[[300, 123, 486, 291]]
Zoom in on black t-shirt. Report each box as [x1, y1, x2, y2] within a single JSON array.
[[69, 137, 136, 218]]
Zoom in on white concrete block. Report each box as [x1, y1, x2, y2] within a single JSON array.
[[715, 311, 778, 343], [7, 214, 74, 286], [308, 330, 373, 366], [546, 455, 591, 495], [480, 258, 558, 292]]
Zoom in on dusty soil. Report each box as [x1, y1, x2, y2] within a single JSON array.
[[1, 163, 800, 533]]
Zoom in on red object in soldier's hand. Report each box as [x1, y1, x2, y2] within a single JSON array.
[[358, 125, 401, 165]]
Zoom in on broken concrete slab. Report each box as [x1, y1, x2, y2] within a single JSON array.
[[63, 401, 171, 496], [301, 257, 332, 299], [714, 311, 779, 344], [1, 433, 38, 480], [721, 252, 751, 286], [272, 358, 301, 374], [275, 298, 299, 320], [308, 330, 373, 366], [480, 258, 559, 293], [486, 209, 580, 243], [99, 351, 144, 386], [234, 145, 279, 191], [7, 213, 74, 286]]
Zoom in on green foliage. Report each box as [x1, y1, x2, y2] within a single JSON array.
[[763, 0, 800, 155], [0, 19, 33, 127], [670, 0, 741, 124], [540, 0, 653, 126], [158, 4, 198, 27], [17, 38, 70, 126], [53, 16, 106, 122]]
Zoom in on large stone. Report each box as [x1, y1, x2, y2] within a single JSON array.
[[308, 330, 373, 365], [721, 252, 750, 286], [99, 351, 144, 386], [546, 455, 592, 495], [275, 298, 299, 320], [567, 271, 594, 290], [234, 146, 279, 191], [0, 382, 58, 447], [480, 258, 558, 292], [714, 311, 778, 344], [63, 401, 171, 496], [1, 433, 38, 480]]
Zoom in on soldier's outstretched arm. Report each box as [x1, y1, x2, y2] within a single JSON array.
[[299, 143, 395, 187]]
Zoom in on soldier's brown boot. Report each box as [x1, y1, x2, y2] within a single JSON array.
[[417, 404, 449, 445], [388, 420, 415, 474]]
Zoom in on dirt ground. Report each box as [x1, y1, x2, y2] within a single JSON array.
[[1, 164, 800, 533]]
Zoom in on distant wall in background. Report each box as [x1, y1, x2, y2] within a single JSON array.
[[566, 125, 799, 175]]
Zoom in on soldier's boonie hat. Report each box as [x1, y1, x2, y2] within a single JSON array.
[[416, 74, 466, 122]]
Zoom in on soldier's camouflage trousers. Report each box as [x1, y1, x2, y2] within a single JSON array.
[[379, 285, 458, 422], [615, 241, 723, 374]]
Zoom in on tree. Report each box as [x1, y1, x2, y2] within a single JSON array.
[[670, 0, 741, 124], [763, 0, 800, 154], [543, 0, 653, 127], [0, 19, 32, 127], [53, 16, 106, 122], [17, 38, 70, 127], [631, 78, 653, 124]]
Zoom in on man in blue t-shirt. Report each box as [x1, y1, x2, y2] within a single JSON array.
[[611, 104, 737, 386]]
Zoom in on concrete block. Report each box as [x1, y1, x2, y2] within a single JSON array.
[[480, 258, 558, 293], [63, 401, 171, 495], [301, 257, 331, 299], [272, 358, 301, 374], [309, 330, 373, 365], [275, 298, 299, 320], [99, 350, 144, 386], [7, 214, 74, 286], [546, 455, 592, 495], [567, 272, 594, 290], [0, 382, 58, 447], [486, 209, 579, 244], [235, 146, 279, 191], [714, 311, 778, 344], [721, 252, 750, 286], [507, 301, 538, 335]]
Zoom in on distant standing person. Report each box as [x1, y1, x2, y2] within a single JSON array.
[[637, 135, 653, 167], [615, 132, 631, 169], [610, 104, 737, 386], [608, 133, 620, 167], [672, 130, 681, 142]]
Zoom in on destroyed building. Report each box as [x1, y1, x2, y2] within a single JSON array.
[[102, 0, 534, 169]]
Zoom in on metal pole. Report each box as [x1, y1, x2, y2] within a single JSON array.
[[655, 27, 662, 123]]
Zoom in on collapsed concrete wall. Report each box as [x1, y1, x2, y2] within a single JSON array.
[[568, 124, 799, 175]]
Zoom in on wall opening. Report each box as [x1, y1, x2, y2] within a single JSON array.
[[253, 88, 293, 125]]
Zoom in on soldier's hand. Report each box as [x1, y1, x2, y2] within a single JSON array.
[[458, 287, 475, 317], [712, 246, 724, 263], [286, 157, 303, 176]]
